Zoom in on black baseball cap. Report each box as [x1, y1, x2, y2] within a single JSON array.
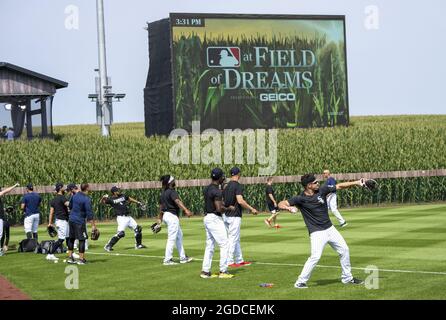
[[301, 174, 318, 187], [230, 167, 241, 176], [26, 183, 33, 190], [54, 182, 64, 192], [67, 183, 78, 192], [211, 168, 224, 180], [111, 186, 120, 193]]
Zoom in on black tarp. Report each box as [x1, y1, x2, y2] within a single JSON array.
[[144, 18, 174, 136]]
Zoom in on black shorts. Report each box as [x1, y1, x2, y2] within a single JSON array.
[[267, 203, 278, 212], [69, 222, 88, 240]]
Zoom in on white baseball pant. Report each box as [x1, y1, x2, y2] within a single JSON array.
[[202, 213, 229, 273], [117, 215, 138, 232], [297, 226, 353, 284], [162, 211, 186, 262], [327, 193, 346, 225], [223, 215, 244, 264], [55, 219, 70, 239], [24, 213, 40, 234]]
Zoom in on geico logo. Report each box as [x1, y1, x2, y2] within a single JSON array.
[[259, 93, 296, 102]]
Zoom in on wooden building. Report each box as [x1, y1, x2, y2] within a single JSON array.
[[0, 62, 68, 138]]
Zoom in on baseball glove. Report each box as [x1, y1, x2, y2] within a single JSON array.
[[47, 225, 57, 238], [91, 228, 100, 241], [150, 223, 162, 234], [361, 179, 379, 191]]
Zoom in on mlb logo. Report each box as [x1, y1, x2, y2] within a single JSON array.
[[207, 47, 240, 67]]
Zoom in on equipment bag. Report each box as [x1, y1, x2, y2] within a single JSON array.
[[18, 239, 38, 253], [35, 240, 66, 254]]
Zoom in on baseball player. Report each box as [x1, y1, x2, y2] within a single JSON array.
[[21, 184, 42, 241], [66, 183, 97, 265], [158, 175, 193, 265], [102, 186, 146, 251], [278, 174, 364, 288], [264, 177, 281, 229], [46, 183, 70, 261], [201, 168, 236, 279], [323, 170, 347, 227], [0, 183, 19, 257], [67, 183, 88, 252], [223, 167, 258, 268]]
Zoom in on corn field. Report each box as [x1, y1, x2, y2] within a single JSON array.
[[0, 115, 445, 223]]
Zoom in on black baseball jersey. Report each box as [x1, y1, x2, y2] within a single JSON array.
[[105, 194, 131, 217], [204, 183, 223, 216], [288, 184, 337, 234], [223, 181, 244, 217], [0, 197, 4, 220], [265, 185, 275, 206], [160, 188, 180, 216], [50, 194, 69, 221]]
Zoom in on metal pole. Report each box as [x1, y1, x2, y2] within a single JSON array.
[[96, 0, 110, 137]]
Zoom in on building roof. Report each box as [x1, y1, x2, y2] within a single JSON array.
[[0, 62, 68, 89]]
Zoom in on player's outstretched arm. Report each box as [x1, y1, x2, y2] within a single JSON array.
[[0, 183, 19, 197], [174, 199, 193, 217], [336, 180, 363, 190], [278, 200, 296, 213]]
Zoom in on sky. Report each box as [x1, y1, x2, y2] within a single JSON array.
[[0, 0, 445, 125]]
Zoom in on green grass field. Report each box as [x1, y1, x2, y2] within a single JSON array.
[[1, 203, 446, 300]]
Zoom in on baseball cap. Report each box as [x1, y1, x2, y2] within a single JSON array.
[[211, 168, 224, 180], [66, 183, 78, 192], [26, 183, 33, 191], [230, 167, 241, 176], [111, 186, 120, 193], [301, 174, 317, 187], [54, 182, 64, 192]]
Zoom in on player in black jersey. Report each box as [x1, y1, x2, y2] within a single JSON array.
[[46, 183, 70, 261], [0, 183, 19, 257], [102, 186, 146, 251]]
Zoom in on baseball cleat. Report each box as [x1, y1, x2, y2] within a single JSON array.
[[340, 222, 348, 228], [239, 261, 252, 266], [77, 259, 87, 265], [0, 250, 4, 257], [345, 278, 364, 285], [264, 219, 272, 228], [46, 254, 59, 261], [274, 224, 282, 229], [228, 263, 242, 268], [163, 259, 178, 266], [180, 256, 193, 264], [219, 272, 235, 279], [294, 282, 308, 289], [72, 252, 80, 259], [135, 244, 147, 249], [200, 271, 212, 279], [104, 245, 113, 252], [66, 256, 77, 264]]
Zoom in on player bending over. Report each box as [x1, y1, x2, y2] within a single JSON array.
[[279, 174, 365, 289], [201, 168, 236, 279], [158, 175, 193, 265], [102, 186, 146, 251]]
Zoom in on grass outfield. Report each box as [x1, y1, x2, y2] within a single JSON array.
[[1, 203, 446, 300]]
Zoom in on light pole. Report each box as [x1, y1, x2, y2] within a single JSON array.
[[96, 0, 110, 137]]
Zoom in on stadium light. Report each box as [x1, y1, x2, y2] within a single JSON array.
[[19, 105, 26, 111], [4, 104, 12, 111]]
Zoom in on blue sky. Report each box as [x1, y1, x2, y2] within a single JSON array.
[[1, 0, 445, 125]]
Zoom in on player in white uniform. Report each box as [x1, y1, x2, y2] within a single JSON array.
[[200, 168, 236, 279], [323, 170, 347, 227], [102, 186, 146, 251], [279, 174, 364, 289], [158, 175, 193, 265]]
